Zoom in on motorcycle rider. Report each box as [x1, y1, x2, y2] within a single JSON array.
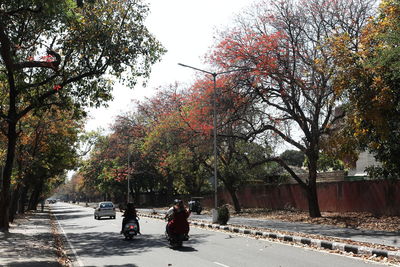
[[121, 202, 140, 234], [165, 199, 190, 237]]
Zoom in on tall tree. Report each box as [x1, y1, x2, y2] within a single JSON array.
[[0, 0, 164, 231], [10, 107, 81, 218], [330, 0, 400, 179], [210, 0, 374, 217]]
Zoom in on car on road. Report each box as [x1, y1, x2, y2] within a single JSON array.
[[188, 197, 203, 214], [94, 201, 116, 219], [47, 199, 57, 204]]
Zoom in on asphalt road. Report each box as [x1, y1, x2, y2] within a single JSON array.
[[53, 203, 385, 267]]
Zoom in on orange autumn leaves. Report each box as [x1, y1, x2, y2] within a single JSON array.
[[143, 77, 243, 143], [212, 30, 283, 76]]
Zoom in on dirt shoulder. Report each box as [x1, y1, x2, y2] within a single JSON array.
[[236, 208, 400, 232]]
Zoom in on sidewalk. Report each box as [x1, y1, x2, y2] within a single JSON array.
[[0, 206, 60, 267]]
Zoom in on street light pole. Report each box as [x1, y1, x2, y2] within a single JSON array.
[[178, 63, 219, 212], [127, 151, 130, 203], [212, 73, 218, 210], [178, 63, 247, 221]]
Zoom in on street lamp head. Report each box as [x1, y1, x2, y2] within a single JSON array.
[[177, 62, 214, 75], [178, 63, 189, 68]]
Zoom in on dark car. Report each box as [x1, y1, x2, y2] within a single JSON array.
[[188, 197, 203, 215]]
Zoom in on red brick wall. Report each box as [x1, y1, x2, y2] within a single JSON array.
[[202, 180, 400, 215]]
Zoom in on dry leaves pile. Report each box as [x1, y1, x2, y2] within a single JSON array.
[[237, 208, 400, 232], [49, 214, 72, 267]]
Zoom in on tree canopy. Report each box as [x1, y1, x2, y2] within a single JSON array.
[[0, 0, 165, 231], [329, 0, 400, 179]]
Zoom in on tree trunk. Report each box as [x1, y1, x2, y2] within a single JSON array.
[[9, 185, 21, 222], [226, 185, 241, 213], [0, 121, 17, 232], [28, 185, 41, 211], [307, 183, 321, 218], [18, 184, 29, 214], [307, 158, 321, 218]]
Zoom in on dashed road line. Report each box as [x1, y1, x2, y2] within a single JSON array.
[[214, 262, 231, 267]]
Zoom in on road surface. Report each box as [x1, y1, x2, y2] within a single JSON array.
[[52, 202, 386, 267]]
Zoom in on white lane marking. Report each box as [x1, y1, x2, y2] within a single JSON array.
[[54, 213, 84, 267], [214, 262, 231, 267]]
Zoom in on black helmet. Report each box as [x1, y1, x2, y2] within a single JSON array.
[[174, 199, 183, 205]]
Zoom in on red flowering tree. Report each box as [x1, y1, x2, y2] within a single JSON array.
[[210, 0, 374, 217]]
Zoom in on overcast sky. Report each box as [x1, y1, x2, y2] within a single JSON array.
[[84, 0, 252, 132]]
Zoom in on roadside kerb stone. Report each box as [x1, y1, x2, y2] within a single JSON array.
[[268, 233, 277, 239], [344, 244, 358, 254], [332, 242, 346, 251], [300, 237, 312, 245], [358, 246, 373, 255], [311, 239, 322, 247], [388, 251, 400, 260], [320, 240, 333, 250], [372, 249, 388, 258], [212, 224, 220, 229], [283, 235, 293, 242], [293, 236, 302, 244], [138, 212, 397, 260]]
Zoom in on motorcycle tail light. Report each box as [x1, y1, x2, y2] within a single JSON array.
[[129, 225, 135, 229]]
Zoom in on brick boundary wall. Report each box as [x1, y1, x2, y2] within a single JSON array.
[[201, 180, 400, 215]]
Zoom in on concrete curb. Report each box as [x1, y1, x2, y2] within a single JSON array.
[[139, 212, 400, 260]]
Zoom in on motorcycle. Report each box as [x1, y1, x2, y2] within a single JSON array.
[[122, 219, 139, 240], [165, 231, 189, 248], [165, 211, 189, 248]]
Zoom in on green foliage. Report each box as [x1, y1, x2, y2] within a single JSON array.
[[0, 0, 165, 228], [217, 205, 230, 225], [218, 140, 273, 188], [280, 150, 305, 167], [317, 154, 345, 172], [303, 153, 344, 172], [263, 162, 289, 184]]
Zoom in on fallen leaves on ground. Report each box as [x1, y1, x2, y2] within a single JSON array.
[[236, 208, 400, 232]]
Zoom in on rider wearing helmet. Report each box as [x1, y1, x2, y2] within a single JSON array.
[[165, 199, 190, 236], [121, 203, 140, 234]]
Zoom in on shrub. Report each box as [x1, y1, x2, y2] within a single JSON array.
[[217, 205, 230, 225]]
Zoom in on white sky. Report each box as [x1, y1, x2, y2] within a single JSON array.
[[84, 0, 253, 132]]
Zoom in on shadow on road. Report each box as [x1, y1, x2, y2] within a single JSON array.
[[4, 261, 60, 267], [1, 231, 55, 259], [55, 231, 209, 258], [171, 246, 198, 252]]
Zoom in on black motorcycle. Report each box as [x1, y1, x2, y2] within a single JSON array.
[[165, 213, 189, 248], [122, 219, 139, 240], [165, 231, 189, 248]]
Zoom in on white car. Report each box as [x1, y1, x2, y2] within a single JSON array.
[[94, 202, 116, 219]]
